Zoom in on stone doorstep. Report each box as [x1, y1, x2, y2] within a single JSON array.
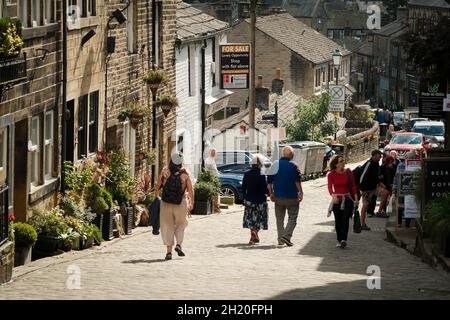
[[7, 207, 244, 282]]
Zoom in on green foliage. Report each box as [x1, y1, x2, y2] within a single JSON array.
[[59, 193, 95, 223], [117, 101, 149, 122], [154, 94, 179, 109], [423, 195, 450, 251], [85, 183, 113, 214], [64, 161, 94, 195], [382, 0, 407, 21], [0, 17, 23, 59], [106, 151, 136, 205], [197, 170, 220, 197], [12, 222, 37, 248], [28, 210, 70, 238], [84, 223, 103, 245], [194, 182, 215, 202], [143, 69, 169, 87], [402, 17, 450, 80], [286, 93, 331, 142]]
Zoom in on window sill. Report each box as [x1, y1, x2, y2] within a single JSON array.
[[22, 23, 59, 40], [29, 178, 59, 204], [67, 16, 100, 31]]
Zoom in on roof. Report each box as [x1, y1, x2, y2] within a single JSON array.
[[176, 0, 229, 43], [354, 40, 373, 56], [373, 18, 407, 37], [408, 0, 450, 9], [255, 90, 300, 129], [244, 13, 350, 64]]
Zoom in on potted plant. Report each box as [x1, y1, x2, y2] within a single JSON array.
[[143, 69, 169, 93], [13, 222, 37, 266], [423, 195, 450, 258], [117, 101, 149, 129], [84, 183, 115, 241], [193, 182, 214, 215], [28, 209, 71, 256], [154, 94, 178, 117], [0, 17, 23, 60]]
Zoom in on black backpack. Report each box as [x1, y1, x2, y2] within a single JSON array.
[[161, 171, 185, 205], [352, 164, 364, 191]]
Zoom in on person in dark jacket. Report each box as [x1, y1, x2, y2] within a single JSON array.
[[359, 149, 382, 231], [242, 154, 269, 244], [377, 156, 396, 217]]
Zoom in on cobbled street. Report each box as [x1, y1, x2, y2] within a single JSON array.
[[1, 174, 450, 300]]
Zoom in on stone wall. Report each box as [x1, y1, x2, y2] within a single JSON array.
[[345, 121, 380, 163], [0, 241, 13, 285]]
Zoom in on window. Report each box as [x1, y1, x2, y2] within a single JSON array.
[[44, 111, 53, 179], [328, 64, 332, 83], [0, 128, 7, 185], [212, 109, 225, 121], [45, 0, 55, 24], [212, 37, 217, 87], [80, 0, 95, 17], [78, 91, 99, 159], [315, 69, 321, 87], [30, 116, 40, 187], [78, 95, 88, 160], [327, 30, 333, 39], [188, 45, 196, 96], [1, 0, 6, 18], [32, 0, 41, 27], [88, 91, 98, 153], [322, 67, 325, 83], [152, 1, 162, 67], [226, 106, 240, 118], [123, 121, 136, 176], [126, 0, 136, 53], [19, 0, 29, 27]]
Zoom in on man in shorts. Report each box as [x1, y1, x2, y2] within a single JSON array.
[[359, 150, 382, 231]]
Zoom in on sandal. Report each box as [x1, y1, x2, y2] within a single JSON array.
[[175, 245, 185, 257]]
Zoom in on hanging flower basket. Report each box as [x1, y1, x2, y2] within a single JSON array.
[[143, 69, 169, 95], [117, 101, 149, 129], [155, 94, 178, 117]]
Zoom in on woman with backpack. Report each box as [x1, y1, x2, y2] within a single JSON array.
[[327, 155, 359, 248], [155, 153, 194, 260]]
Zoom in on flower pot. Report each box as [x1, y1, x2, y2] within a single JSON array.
[[34, 235, 61, 254], [80, 236, 94, 249], [123, 207, 134, 235], [93, 213, 104, 232], [130, 117, 142, 129], [70, 234, 81, 251], [102, 211, 115, 241], [14, 245, 32, 267], [160, 104, 173, 117], [192, 199, 212, 215]]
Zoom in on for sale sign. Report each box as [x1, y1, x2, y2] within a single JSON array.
[[220, 44, 250, 89]]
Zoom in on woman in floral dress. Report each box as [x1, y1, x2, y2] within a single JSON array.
[[242, 155, 269, 244]]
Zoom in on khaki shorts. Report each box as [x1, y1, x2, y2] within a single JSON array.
[[362, 190, 377, 205]]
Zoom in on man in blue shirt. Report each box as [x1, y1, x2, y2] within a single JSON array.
[[267, 146, 304, 246]]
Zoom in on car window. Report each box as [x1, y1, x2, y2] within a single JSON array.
[[236, 153, 247, 164], [225, 153, 235, 164], [216, 153, 224, 165], [412, 125, 444, 136], [390, 134, 422, 145]]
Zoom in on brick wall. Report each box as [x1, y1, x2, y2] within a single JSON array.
[[345, 121, 380, 163], [0, 0, 63, 219], [106, 0, 177, 179]]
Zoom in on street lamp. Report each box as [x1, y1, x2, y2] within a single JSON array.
[[332, 48, 342, 85], [332, 48, 343, 141]]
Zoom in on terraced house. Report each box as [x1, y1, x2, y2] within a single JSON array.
[[0, 0, 177, 284]]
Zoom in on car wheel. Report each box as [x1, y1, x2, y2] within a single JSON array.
[[220, 186, 238, 201]]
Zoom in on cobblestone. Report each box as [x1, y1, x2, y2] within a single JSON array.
[[1, 174, 450, 300]]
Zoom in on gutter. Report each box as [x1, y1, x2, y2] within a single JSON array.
[[176, 28, 231, 46], [61, 0, 68, 193]]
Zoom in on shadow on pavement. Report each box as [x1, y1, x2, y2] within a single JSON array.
[[216, 243, 283, 250], [122, 259, 168, 264], [314, 220, 336, 226], [297, 231, 368, 275]]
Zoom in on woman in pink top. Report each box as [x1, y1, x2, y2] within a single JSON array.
[[327, 155, 359, 248]]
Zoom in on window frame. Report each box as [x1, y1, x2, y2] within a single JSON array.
[[0, 127, 7, 185], [44, 110, 54, 180], [126, 0, 136, 53], [30, 115, 40, 187], [122, 121, 136, 176], [188, 45, 196, 96], [212, 36, 217, 87], [77, 91, 99, 160]]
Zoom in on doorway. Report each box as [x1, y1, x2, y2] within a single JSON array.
[[14, 119, 28, 222]]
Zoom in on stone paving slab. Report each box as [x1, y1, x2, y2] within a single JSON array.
[[1, 175, 450, 300]]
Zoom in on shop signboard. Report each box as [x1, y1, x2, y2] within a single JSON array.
[[423, 158, 450, 205], [220, 44, 250, 89], [418, 77, 447, 119]]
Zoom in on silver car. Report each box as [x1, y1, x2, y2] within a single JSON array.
[[412, 121, 445, 146]]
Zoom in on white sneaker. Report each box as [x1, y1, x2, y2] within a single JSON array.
[[340, 240, 347, 249], [336, 243, 342, 248]]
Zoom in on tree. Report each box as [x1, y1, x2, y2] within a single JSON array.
[[285, 93, 333, 142], [382, 0, 407, 21]]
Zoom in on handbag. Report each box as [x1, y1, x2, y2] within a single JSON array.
[[353, 208, 362, 233], [148, 197, 161, 227]]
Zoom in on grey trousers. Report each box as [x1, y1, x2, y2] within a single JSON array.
[[274, 198, 300, 241]]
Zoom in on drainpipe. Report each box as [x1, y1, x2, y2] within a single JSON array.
[[61, 0, 68, 193], [201, 40, 207, 170]]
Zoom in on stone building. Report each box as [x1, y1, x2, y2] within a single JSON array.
[[0, 0, 63, 284], [227, 13, 352, 109], [175, 0, 231, 178]]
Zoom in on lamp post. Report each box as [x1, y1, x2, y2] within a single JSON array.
[[332, 48, 342, 141]]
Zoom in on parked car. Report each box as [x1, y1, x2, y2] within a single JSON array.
[[411, 121, 445, 147], [216, 151, 271, 168], [384, 132, 427, 159], [405, 117, 428, 131], [393, 112, 405, 130], [217, 163, 248, 204]]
